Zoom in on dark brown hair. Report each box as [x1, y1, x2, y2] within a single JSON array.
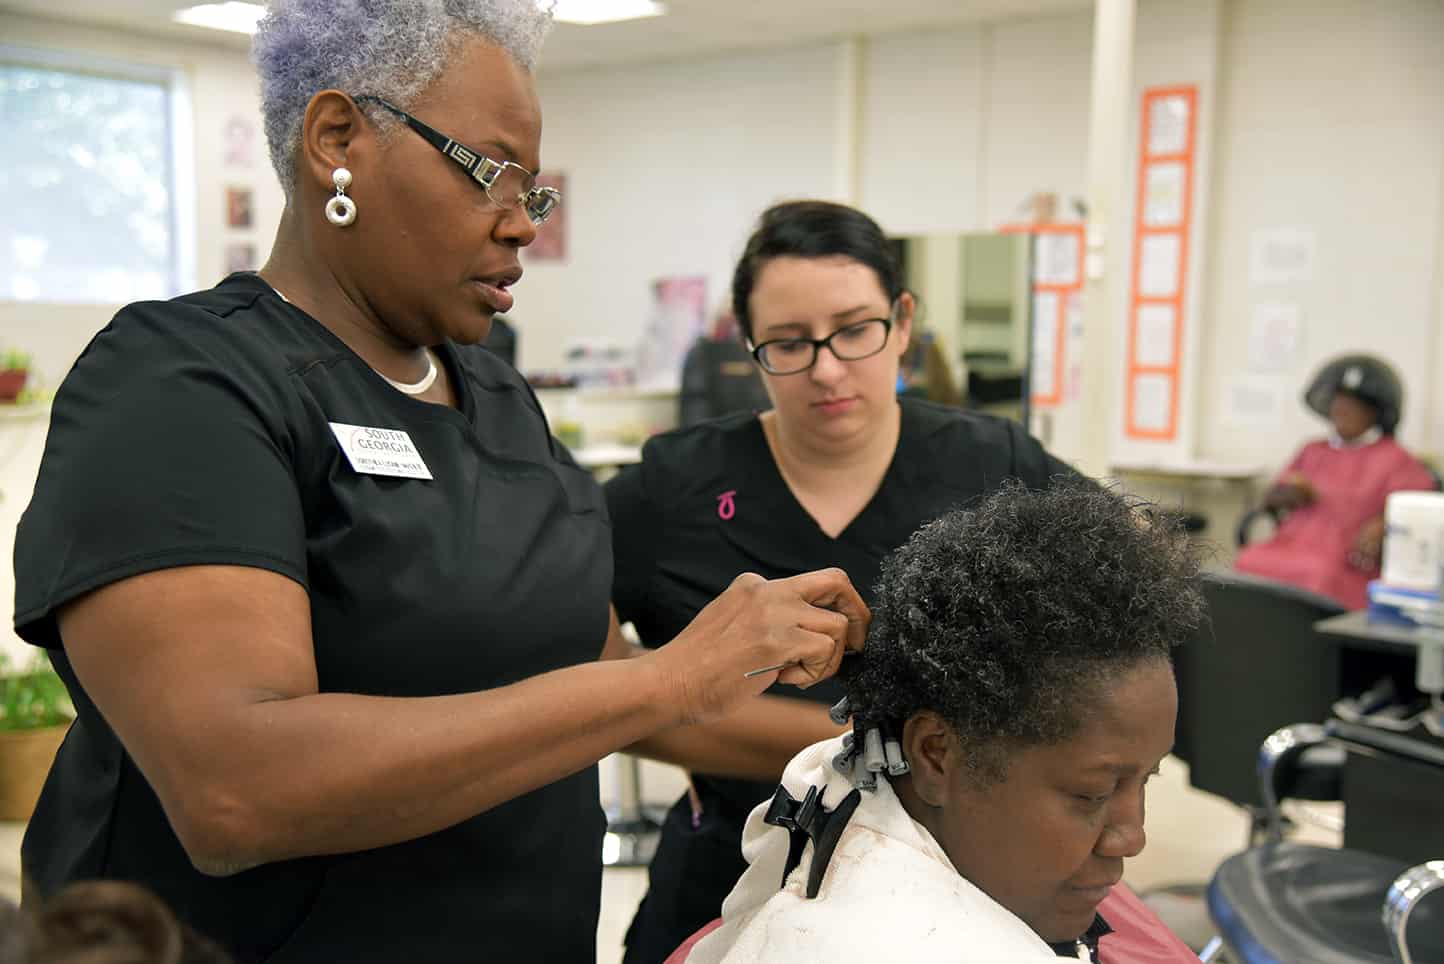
[[731, 200, 903, 341], [10, 881, 231, 964]]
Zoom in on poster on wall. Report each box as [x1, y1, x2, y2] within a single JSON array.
[[1147, 95, 1191, 154], [1131, 374, 1173, 433], [1247, 302, 1304, 372], [1065, 292, 1085, 403], [1249, 228, 1315, 284], [525, 173, 567, 261], [224, 115, 257, 169], [1138, 235, 1181, 298], [1223, 374, 1286, 427], [1143, 163, 1186, 227], [1030, 290, 1060, 400], [1034, 232, 1080, 286], [225, 186, 253, 229], [634, 275, 706, 390], [1135, 304, 1177, 367]]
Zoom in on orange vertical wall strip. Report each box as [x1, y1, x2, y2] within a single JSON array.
[[1000, 222, 1085, 408], [1125, 85, 1198, 441]]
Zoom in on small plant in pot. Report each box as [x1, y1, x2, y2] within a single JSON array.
[[0, 349, 31, 403], [0, 651, 74, 821]]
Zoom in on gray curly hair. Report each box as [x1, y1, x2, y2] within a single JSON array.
[[841, 479, 1204, 787], [253, 0, 554, 197]]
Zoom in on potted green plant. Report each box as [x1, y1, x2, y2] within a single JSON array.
[[0, 651, 73, 821], [0, 348, 31, 403]]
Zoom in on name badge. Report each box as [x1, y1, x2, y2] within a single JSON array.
[[329, 422, 433, 480]]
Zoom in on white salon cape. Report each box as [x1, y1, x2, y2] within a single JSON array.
[[688, 735, 1066, 963]]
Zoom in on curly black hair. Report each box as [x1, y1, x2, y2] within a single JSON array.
[[841, 479, 1204, 785]]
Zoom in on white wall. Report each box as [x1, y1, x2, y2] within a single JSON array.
[[521, 16, 1104, 377], [981, 12, 1094, 228], [856, 12, 1095, 233], [859, 28, 987, 233], [857, 15, 1095, 234], [521, 17, 1101, 375], [0, 11, 285, 663], [522, 42, 851, 372], [1196, 0, 1444, 467]]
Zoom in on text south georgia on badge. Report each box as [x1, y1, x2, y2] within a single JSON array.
[[354, 428, 418, 453]]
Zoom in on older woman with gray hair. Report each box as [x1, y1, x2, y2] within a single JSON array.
[[11, 2, 866, 961]]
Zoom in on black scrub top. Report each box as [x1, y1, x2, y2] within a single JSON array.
[[605, 396, 1073, 813], [12, 274, 611, 963]]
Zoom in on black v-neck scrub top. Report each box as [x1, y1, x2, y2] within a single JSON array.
[[12, 274, 611, 963], [605, 396, 1075, 814]]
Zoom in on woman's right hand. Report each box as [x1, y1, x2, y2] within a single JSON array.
[[647, 568, 869, 725]]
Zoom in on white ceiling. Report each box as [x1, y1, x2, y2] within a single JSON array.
[[0, 0, 1093, 71]]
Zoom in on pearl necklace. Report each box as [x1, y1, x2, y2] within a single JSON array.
[[267, 281, 438, 395], [378, 352, 439, 395]]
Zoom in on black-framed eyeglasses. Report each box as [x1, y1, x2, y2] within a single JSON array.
[[748, 314, 895, 375], [355, 95, 561, 226]]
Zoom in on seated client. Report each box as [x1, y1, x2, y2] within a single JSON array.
[[686, 481, 1203, 962], [1234, 353, 1436, 609]]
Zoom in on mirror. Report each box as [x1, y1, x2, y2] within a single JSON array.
[[890, 232, 1034, 427]]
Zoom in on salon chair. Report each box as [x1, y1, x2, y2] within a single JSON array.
[[1204, 722, 1444, 964], [677, 338, 770, 427], [1174, 572, 1346, 833], [481, 314, 517, 367], [1234, 504, 1282, 549], [1151, 508, 1208, 536], [1235, 468, 1442, 548], [963, 364, 1023, 408]]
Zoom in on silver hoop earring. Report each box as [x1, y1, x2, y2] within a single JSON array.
[[324, 167, 356, 227]]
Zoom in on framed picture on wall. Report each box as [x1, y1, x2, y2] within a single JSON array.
[[225, 186, 253, 229], [525, 173, 566, 261]]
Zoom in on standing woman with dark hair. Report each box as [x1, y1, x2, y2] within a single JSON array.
[[604, 200, 1077, 964], [10, 4, 866, 961]]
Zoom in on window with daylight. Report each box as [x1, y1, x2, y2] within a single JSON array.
[[1, 48, 190, 303]]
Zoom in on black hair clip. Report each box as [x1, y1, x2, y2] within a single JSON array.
[[762, 783, 862, 899]]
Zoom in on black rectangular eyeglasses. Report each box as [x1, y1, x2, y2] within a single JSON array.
[[354, 94, 561, 226], [748, 315, 895, 375]]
